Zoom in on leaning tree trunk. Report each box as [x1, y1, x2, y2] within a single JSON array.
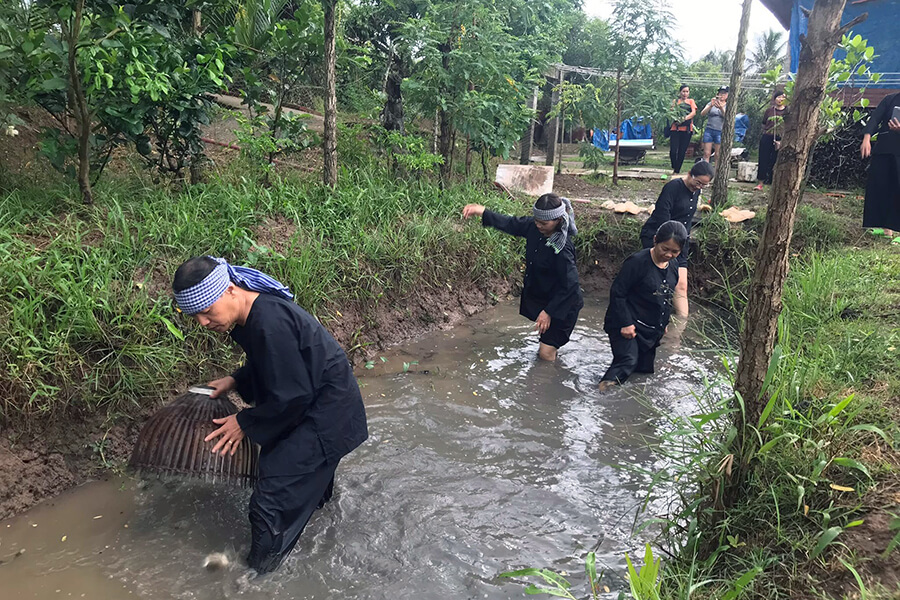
[[711, 0, 753, 207], [66, 0, 92, 204], [734, 0, 864, 424], [322, 0, 338, 187]]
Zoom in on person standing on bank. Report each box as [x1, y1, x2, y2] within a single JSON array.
[[599, 221, 687, 392], [669, 84, 698, 174], [860, 91, 900, 240], [172, 256, 368, 574], [700, 86, 730, 162], [462, 194, 583, 361], [755, 90, 787, 191], [640, 160, 714, 317]]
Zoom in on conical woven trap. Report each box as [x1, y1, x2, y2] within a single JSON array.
[[129, 386, 259, 488]]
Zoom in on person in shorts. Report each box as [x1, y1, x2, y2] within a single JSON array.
[[700, 86, 729, 161]]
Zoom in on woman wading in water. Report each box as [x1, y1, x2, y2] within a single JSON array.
[[462, 194, 583, 361], [599, 221, 686, 391], [172, 256, 368, 574]]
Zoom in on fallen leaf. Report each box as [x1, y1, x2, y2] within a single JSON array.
[[830, 484, 855, 492], [93, 515, 103, 519], [336, 310, 343, 317], [61, 535, 67, 542], [804, 504, 809, 516]]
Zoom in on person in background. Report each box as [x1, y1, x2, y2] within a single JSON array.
[[172, 256, 368, 574], [639, 160, 714, 317], [700, 86, 730, 162], [669, 84, 698, 174], [598, 221, 687, 391], [755, 90, 787, 191], [860, 92, 900, 240], [462, 194, 583, 362]]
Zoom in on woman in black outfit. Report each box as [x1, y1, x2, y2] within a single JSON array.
[[755, 89, 787, 191], [640, 160, 714, 317], [462, 194, 583, 362], [599, 221, 687, 391], [861, 92, 900, 239]]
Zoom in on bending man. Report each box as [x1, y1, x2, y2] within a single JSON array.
[[172, 256, 368, 574]]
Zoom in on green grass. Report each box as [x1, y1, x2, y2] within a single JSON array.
[[648, 249, 900, 599], [0, 164, 526, 423]]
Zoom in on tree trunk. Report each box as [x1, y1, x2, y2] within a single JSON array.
[[613, 69, 622, 186], [192, 10, 202, 35], [438, 41, 453, 184], [381, 45, 404, 133], [711, 0, 753, 207], [67, 0, 92, 204], [322, 0, 338, 187], [519, 87, 538, 165], [734, 0, 857, 424], [556, 103, 565, 175], [481, 147, 489, 183], [465, 136, 473, 180], [546, 72, 560, 167]]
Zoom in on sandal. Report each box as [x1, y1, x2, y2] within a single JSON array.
[[754, 183, 763, 191]]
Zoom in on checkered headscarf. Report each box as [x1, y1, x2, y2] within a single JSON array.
[[532, 196, 577, 254], [174, 257, 293, 315]]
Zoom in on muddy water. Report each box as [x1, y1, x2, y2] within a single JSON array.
[[0, 299, 721, 599]]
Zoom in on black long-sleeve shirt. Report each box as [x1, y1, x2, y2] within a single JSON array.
[[230, 294, 368, 476], [482, 209, 584, 322], [864, 93, 900, 156], [640, 178, 700, 242], [604, 248, 678, 338]]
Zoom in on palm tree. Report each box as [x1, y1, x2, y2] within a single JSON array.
[[749, 29, 786, 74]]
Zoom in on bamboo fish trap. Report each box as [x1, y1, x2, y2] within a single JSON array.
[[129, 386, 259, 488]]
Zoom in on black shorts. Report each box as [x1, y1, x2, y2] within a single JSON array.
[[540, 313, 579, 348], [641, 234, 689, 269]]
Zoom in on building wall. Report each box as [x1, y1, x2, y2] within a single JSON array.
[[789, 0, 900, 87]]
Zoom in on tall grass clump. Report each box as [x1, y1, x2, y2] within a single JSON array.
[[0, 166, 526, 424], [636, 249, 900, 599]]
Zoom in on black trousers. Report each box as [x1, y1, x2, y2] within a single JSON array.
[[863, 153, 900, 231], [246, 459, 339, 573], [601, 330, 661, 384], [669, 130, 692, 173], [758, 134, 779, 184]]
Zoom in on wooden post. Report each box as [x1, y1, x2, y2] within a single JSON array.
[[519, 87, 538, 165], [734, 0, 862, 423], [613, 68, 622, 186], [711, 0, 753, 207], [556, 102, 565, 174], [546, 70, 560, 167]]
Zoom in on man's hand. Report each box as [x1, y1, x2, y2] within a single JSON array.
[[462, 204, 485, 219], [535, 310, 551, 334], [620, 325, 636, 339], [205, 413, 245, 456], [889, 118, 900, 133], [207, 375, 236, 398]]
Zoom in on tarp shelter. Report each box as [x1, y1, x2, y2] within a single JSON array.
[[760, 0, 900, 92], [592, 117, 653, 151]]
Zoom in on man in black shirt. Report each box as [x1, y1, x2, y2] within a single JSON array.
[[640, 161, 714, 316], [172, 256, 368, 574], [462, 194, 583, 361]]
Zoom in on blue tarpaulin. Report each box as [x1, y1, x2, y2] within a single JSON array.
[[735, 114, 749, 143], [592, 117, 653, 151]]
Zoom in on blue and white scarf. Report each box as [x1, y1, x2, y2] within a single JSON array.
[[174, 257, 293, 315], [532, 197, 577, 254]]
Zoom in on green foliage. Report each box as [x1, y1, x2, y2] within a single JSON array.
[[499, 551, 608, 600], [625, 544, 662, 600], [639, 249, 900, 598], [578, 142, 605, 172], [0, 165, 524, 423], [374, 127, 444, 175]]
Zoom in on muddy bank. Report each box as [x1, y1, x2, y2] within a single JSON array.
[[0, 275, 520, 520]]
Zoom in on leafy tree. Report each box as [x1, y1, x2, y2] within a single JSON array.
[[749, 28, 786, 75]]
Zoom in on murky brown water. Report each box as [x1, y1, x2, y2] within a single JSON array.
[[0, 299, 721, 599]]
